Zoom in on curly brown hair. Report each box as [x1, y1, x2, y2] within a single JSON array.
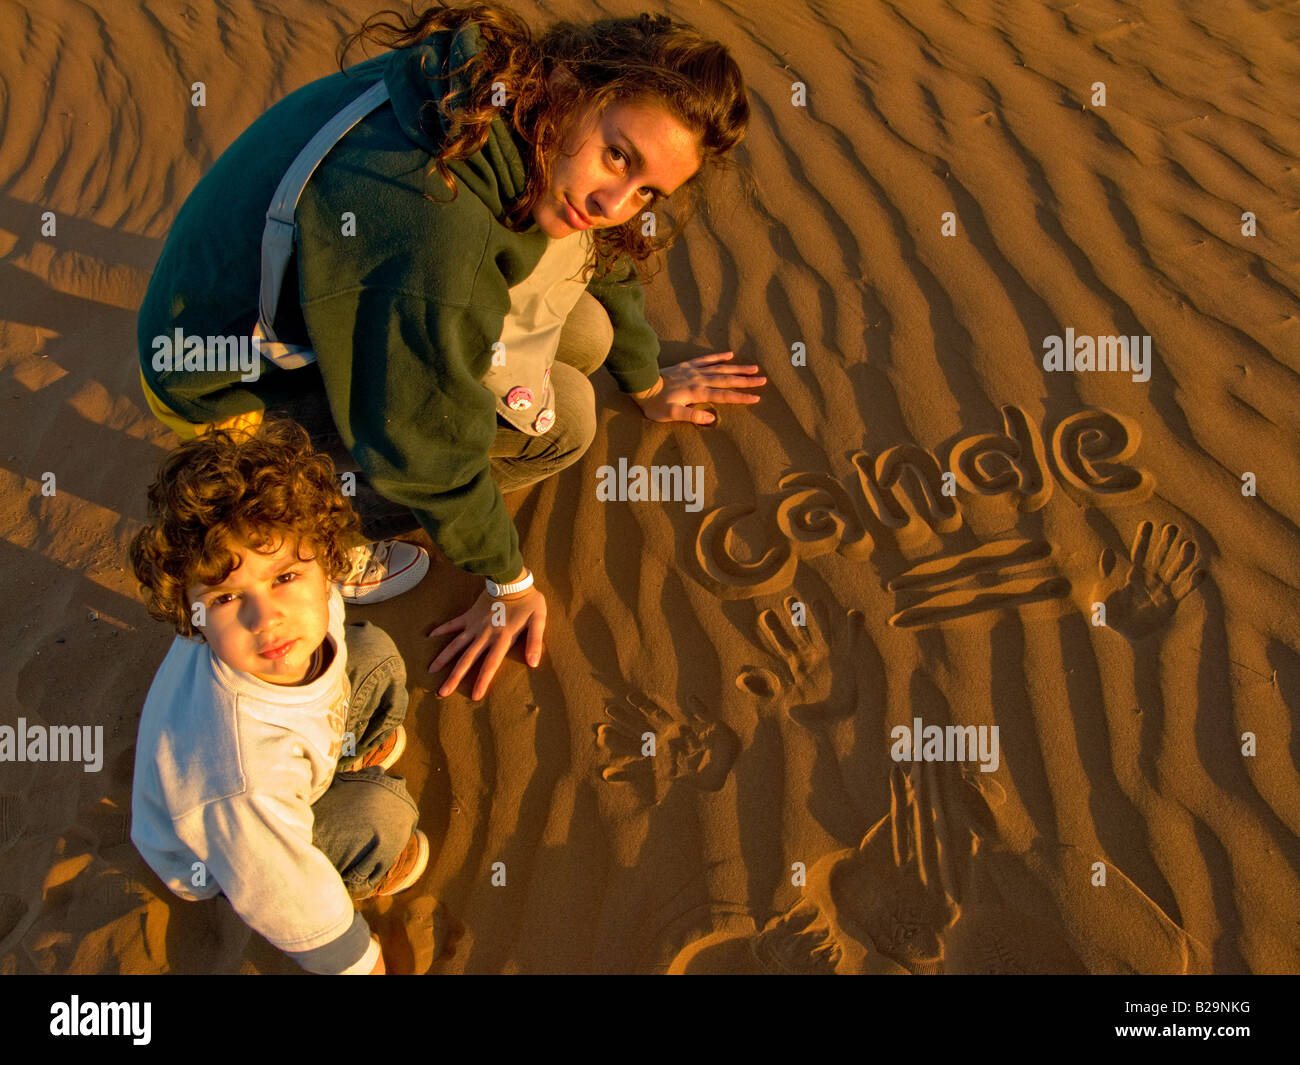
[[129, 418, 361, 637], [339, 2, 750, 282]]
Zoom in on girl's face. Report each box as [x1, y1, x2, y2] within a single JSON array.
[[532, 98, 701, 238]]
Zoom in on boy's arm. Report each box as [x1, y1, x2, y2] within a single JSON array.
[[179, 785, 373, 975]]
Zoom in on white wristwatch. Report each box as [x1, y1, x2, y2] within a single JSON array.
[[486, 570, 534, 598]]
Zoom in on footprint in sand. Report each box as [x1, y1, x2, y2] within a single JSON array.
[[594, 691, 740, 806], [1090, 520, 1206, 640], [735, 598, 885, 728]]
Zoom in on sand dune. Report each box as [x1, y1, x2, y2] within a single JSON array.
[[0, 0, 1297, 975]]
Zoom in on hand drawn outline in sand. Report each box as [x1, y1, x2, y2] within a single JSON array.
[[1091, 520, 1206, 640], [736, 598, 885, 727], [594, 691, 740, 805], [672, 761, 997, 974], [693, 405, 1152, 600], [761, 762, 964, 975], [670, 755, 1205, 974]]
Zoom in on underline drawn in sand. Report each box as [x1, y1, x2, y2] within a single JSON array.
[[594, 690, 740, 806], [734, 598, 885, 728], [692, 405, 1153, 610], [886, 538, 1069, 628], [1090, 520, 1207, 641], [667, 760, 1208, 974]]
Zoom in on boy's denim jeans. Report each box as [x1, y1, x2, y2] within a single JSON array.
[[311, 620, 419, 898], [265, 292, 615, 541]]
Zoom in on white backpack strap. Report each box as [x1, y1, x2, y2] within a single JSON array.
[[257, 78, 391, 368]]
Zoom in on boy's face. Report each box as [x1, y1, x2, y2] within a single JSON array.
[[187, 535, 331, 686]]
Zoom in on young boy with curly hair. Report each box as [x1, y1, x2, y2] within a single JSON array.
[[129, 418, 427, 975]]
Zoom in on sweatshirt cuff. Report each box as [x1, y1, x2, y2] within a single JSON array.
[[283, 911, 373, 974], [413, 506, 524, 584], [336, 936, 381, 975], [605, 359, 661, 395]]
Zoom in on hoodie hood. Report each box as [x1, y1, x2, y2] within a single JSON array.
[[384, 23, 533, 211]]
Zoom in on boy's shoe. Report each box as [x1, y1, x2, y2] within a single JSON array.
[[358, 725, 406, 771], [339, 540, 429, 604], [372, 829, 429, 897]]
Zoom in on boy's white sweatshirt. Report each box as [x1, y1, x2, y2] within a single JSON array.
[[131, 586, 378, 974]]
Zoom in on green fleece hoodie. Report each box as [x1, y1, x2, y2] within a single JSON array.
[[138, 26, 662, 582]]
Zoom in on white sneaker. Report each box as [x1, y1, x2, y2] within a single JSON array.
[[339, 540, 430, 604]]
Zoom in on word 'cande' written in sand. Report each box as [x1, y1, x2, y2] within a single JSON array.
[[1042, 329, 1151, 383], [150, 329, 261, 383], [0, 718, 104, 772], [50, 997, 151, 1046], [694, 405, 1153, 599], [597, 459, 705, 512], [891, 718, 1000, 773]]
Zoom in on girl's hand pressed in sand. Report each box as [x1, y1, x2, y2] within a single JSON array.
[[631, 351, 766, 425], [427, 584, 547, 700]]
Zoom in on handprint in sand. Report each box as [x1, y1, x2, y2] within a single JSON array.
[[594, 690, 740, 806], [1090, 520, 1206, 640], [735, 598, 885, 728]]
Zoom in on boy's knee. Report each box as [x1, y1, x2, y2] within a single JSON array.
[[342, 622, 408, 739], [345, 770, 419, 827], [314, 770, 419, 896], [343, 621, 406, 685]]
